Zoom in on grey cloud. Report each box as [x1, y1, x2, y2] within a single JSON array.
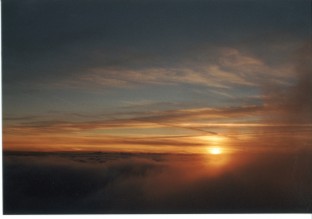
[[3, 151, 312, 214], [262, 41, 312, 123]]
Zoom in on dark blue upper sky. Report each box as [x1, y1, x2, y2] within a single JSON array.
[[3, 0, 310, 85]]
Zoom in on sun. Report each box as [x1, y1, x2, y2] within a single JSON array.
[[208, 147, 222, 155]]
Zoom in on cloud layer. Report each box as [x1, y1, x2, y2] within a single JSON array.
[[4, 151, 312, 214]]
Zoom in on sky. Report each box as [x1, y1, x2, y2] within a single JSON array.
[[3, 0, 312, 153]]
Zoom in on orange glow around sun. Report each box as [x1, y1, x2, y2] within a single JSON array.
[[208, 147, 222, 155]]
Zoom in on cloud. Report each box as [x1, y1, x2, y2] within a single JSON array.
[[47, 47, 295, 91], [4, 105, 265, 134], [4, 151, 312, 213], [262, 40, 312, 123], [5, 101, 311, 152], [3, 153, 168, 213]]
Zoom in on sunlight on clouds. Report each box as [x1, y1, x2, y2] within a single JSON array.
[[196, 135, 228, 148]]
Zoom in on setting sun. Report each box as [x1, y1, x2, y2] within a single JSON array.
[[208, 147, 222, 155]]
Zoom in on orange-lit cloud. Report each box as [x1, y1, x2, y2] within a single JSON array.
[[4, 103, 312, 153], [4, 105, 265, 136]]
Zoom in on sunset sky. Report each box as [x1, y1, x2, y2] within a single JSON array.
[[3, 0, 312, 154]]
